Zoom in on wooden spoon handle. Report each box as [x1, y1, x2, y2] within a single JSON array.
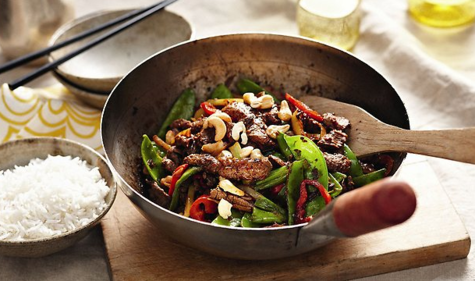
[[356, 126, 475, 164], [388, 127, 475, 164]]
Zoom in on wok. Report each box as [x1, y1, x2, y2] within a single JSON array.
[[101, 33, 413, 260]]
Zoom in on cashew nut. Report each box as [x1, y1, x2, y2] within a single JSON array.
[[202, 140, 226, 156], [165, 130, 176, 145], [160, 175, 172, 188], [278, 100, 292, 121], [218, 178, 245, 196], [231, 121, 248, 145], [243, 92, 274, 109], [217, 150, 233, 160], [203, 116, 227, 141], [250, 148, 263, 160], [243, 92, 256, 105], [266, 124, 291, 139], [218, 199, 233, 219], [211, 110, 232, 122], [240, 146, 254, 158]]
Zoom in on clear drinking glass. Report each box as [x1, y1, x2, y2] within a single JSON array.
[[296, 0, 361, 51], [408, 0, 475, 27]]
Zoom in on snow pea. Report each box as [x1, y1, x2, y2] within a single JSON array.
[[140, 134, 165, 182], [250, 207, 286, 224], [157, 88, 196, 139], [343, 144, 363, 177], [212, 209, 243, 227], [329, 173, 343, 198], [283, 134, 329, 217], [353, 168, 386, 187], [255, 165, 289, 191], [282, 134, 328, 189], [276, 133, 292, 160], [236, 78, 279, 102], [241, 213, 259, 228], [210, 84, 233, 99], [169, 166, 202, 211], [286, 160, 304, 225]]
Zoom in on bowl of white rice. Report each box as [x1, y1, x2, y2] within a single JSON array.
[[0, 137, 116, 257]]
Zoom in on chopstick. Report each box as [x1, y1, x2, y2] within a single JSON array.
[[0, 3, 161, 75], [6, 0, 178, 90]]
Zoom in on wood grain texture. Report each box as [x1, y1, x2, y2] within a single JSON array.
[[102, 161, 470, 281], [301, 96, 475, 164]]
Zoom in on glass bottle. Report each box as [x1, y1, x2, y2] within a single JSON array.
[[408, 0, 475, 27]]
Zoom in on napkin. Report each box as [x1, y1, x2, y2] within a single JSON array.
[[0, 83, 102, 152]]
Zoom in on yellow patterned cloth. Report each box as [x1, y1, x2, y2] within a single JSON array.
[[0, 83, 102, 152]]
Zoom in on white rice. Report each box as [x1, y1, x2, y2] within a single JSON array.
[[0, 155, 110, 241]]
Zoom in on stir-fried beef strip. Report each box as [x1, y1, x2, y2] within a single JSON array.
[[147, 180, 171, 207], [183, 154, 221, 174], [322, 112, 350, 131], [219, 157, 273, 181], [223, 101, 276, 151], [323, 152, 351, 173], [268, 155, 288, 167], [162, 158, 177, 173], [222, 101, 253, 122], [183, 153, 273, 181], [209, 188, 254, 212], [256, 105, 281, 125], [170, 118, 192, 130], [317, 130, 348, 150]]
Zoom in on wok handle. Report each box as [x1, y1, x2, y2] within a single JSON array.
[[302, 179, 417, 237]]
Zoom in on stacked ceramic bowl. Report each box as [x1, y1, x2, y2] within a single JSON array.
[[49, 9, 193, 108]]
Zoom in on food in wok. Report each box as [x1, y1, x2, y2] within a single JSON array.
[[139, 78, 393, 227]]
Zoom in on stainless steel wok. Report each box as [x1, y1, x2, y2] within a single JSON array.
[[101, 33, 412, 260]]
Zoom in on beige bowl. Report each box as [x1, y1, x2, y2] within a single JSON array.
[[0, 137, 117, 258], [53, 70, 108, 109], [49, 8, 193, 93]]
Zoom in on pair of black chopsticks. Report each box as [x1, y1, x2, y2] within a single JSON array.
[[0, 0, 178, 90]]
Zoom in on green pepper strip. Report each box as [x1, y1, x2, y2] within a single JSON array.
[[276, 133, 292, 160], [286, 160, 304, 225], [343, 144, 363, 177], [255, 166, 289, 191], [169, 166, 202, 211], [329, 173, 343, 198], [353, 168, 387, 187], [140, 135, 164, 182], [236, 78, 280, 102], [157, 88, 196, 139], [210, 84, 233, 99]]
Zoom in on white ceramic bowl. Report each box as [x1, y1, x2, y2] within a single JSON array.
[[0, 137, 117, 257], [49, 8, 193, 93]]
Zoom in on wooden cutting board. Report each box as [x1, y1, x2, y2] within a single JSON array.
[[102, 159, 470, 280]]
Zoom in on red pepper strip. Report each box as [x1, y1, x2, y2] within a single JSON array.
[[378, 154, 394, 176], [168, 164, 189, 196], [200, 102, 217, 116], [285, 93, 323, 122], [303, 179, 332, 205], [189, 195, 218, 222], [270, 183, 285, 196], [295, 181, 311, 224]]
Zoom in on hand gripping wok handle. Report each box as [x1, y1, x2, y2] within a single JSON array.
[[303, 179, 417, 237]]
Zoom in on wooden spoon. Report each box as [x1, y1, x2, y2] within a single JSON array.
[[301, 95, 475, 164]]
